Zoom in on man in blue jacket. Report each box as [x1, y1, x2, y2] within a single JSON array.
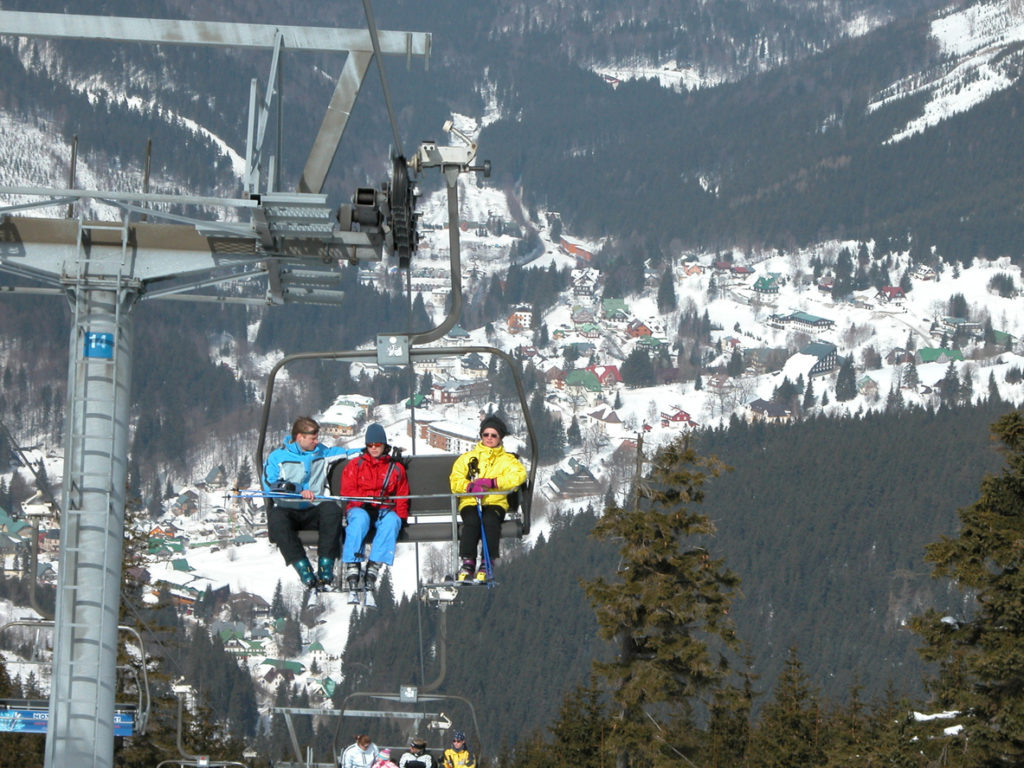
[[262, 416, 359, 589]]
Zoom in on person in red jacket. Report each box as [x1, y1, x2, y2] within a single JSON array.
[[340, 423, 410, 592]]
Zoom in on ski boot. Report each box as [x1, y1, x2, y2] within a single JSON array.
[[345, 562, 363, 605], [293, 558, 318, 590], [317, 556, 336, 592]]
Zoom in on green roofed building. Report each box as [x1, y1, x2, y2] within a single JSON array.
[[916, 347, 964, 364]]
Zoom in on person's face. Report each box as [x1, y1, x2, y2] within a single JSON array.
[[295, 429, 319, 450], [366, 442, 386, 457], [480, 429, 501, 446], [452, 738, 465, 749]]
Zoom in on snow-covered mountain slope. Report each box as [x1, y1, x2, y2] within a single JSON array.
[[872, 0, 1024, 141]]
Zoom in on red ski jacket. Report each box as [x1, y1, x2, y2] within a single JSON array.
[[340, 451, 410, 519]]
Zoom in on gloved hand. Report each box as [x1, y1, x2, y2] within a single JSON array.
[[270, 481, 297, 493], [467, 477, 496, 494]]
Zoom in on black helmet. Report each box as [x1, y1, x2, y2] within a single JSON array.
[[410, 738, 427, 749]]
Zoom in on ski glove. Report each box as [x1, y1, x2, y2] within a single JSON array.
[[467, 478, 496, 494]]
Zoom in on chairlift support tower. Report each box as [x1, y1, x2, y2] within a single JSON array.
[[0, 10, 437, 768]]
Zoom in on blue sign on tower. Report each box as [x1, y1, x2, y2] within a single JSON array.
[[84, 332, 115, 359]]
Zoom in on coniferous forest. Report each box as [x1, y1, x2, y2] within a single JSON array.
[[325, 398, 1018, 768]]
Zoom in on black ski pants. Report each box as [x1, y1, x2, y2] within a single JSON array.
[[459, 503, 505, 563], [267, 500, 343, 565]]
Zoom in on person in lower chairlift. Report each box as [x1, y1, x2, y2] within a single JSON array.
[[339, 733, 380, 768], [399, 737, 433, 768], [340, 423, 410, 594], [442, 731, 476, 768], [448, 415, 527, 582]]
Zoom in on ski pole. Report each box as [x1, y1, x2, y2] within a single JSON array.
[[476, 498, 494, 580], [229, 490, 407, 504]]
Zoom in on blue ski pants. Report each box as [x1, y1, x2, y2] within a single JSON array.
[[342, 506, 401, 565]]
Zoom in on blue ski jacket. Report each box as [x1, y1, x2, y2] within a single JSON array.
[[262, 438, 356, 509]]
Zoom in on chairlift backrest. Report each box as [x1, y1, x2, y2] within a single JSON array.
[[296, 453, 527, 546]]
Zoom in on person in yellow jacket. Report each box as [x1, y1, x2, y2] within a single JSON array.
[[449, 415, 527, 582], [442, 731, 475, 768]]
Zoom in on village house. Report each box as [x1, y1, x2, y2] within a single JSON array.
[[559, 237, 595, 263], [885, 347, 915, 365], [444, 324, 471, 345], [424, 421, 480, 454], [571, 268, 600, 298], [636, 336, 668, 352], [571, 305, 597, 326], [625, 319, 653, 338], [601, 298, 631, 322], [202, 465, 228, 488], [705, 373, 734, 396], [857, 375, 880, 399], [564, 341, 596, 358], [912, 265, 937, 281], [937, 316, 981, 339], [753, 276, 779, 295], [915, 347, 964, 365], [564, 369, 603, 406], [431, 379, 489, 404], [319, 393, 375, 438], [877, 286, 905, 303], [586, 364, 622, 386], [730, 264, 754, 278], [586, 405, 622, 430], [800, 341, 839, 377], [547, 458, 603, 499], [459, 352, 490, 379], [786, 311, 836, 333], [507, 305, 533, 333], [660, 408, 699, 429], [746, 398, 794, 424]]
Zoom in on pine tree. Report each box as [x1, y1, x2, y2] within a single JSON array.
[[748, 648, 826, 768], [236, 458, 252, 489], [656, 268, 677, 314], [960, 366, 974, 406], [938, 362, 960, 406], [281, 616, 302, 658], [910, 411, 1024, 765], [835, 357, 856, 402], [706, 664, 754, 768], [885, 385, 904, 412], [584, 436, 740, 766], [620, 348, 655, 388], [548, 677, 611, 768], [903, 360, 919, 390], [989, 371, 1001, 404], [271, 579, 287, 620], [567, 415, 583, 448], [802, 379, 816, 411], [727, 348, 744, 377]]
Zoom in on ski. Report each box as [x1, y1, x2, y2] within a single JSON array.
[[440, 575, 497, 588]]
